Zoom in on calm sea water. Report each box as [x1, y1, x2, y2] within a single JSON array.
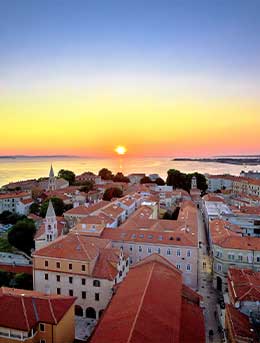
[[0, 156, 259, 187]]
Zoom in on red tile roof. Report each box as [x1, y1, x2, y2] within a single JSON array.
[[93, 248, 122, 281], [90, 254, 205, 343], [64, 200, 110, 216], [0, 287, 76, 331], [225, 304, 256, 341], [33, 232, 111, 261], [0, 192, 31, 199], [202, 193, 225, 202], [228, 268, 260, 303]]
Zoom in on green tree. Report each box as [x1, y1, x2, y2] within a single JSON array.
[[79, 181, 94, 193], [29, 202, 40, 215], [113, 172, 130, 183], [154, 177, 165, 185], [0, 270, 11, 287], [8, 219, 36, 255], [140, 176, 152, 184], [187, 172, 208, 192], [166, 169, 188, 190], [40, 197, 65, 217], [98, 168, 114, 180], [0, 211, 26, 225], [58, 169, 76, 185], [103, 187, 123, 201], [9, 273, 33, 290], [0, 236, 14, 252]]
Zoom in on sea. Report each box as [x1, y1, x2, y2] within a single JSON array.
[[0, 156, 260, 187]]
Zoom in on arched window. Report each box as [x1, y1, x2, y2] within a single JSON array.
[[93, 280, 100, 287], [86, 307, 96, 319], [119, 271, 122, 277], [75, 305, 83, 317]]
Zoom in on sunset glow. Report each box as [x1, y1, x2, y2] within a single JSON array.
[[115, 146, 127, 155], [0, 1, 260, 157]]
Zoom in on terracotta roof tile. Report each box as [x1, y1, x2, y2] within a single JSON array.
[[0, 287, 76, 331]]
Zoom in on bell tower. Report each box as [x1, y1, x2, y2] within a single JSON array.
[[45, 200, 58, 242], [48, 164, 57, 191], [191, 176, 197, 189]]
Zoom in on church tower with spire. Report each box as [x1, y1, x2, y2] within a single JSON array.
[[47, 164, 57, 191], [45, 200, 58, 243], [191, 176, 197, 189]]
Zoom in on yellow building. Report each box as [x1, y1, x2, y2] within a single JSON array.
[[0, 287, 76, 343]]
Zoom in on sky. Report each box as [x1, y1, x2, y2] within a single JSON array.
[[1, 0, 260, 157]]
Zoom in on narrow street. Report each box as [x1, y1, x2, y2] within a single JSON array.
[[197, 209, 223, 343]]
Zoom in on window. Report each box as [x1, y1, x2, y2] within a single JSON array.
[[82, 278, 86, 285], [186, 264, 191, 271], [138, 246, 142, 252], [44, 260, 48, 267], [176, 249, 181, 257], [56, 275, 60, 282], [132, 234, 136, 239], [177, 264, 181, 270], [129, 246, 133, 251], [228, 254, 235, 261], [186, 250, 191, 257], [82, 291, 86, 299], [167, 249, 171, 255], [130, 258, 133, 264], [44, 273, 48, 280], [82, 265, 86, 271], [217, 263, 222, 272], [57, 288, 61, 295], [158, 235, 163, 240], [157, 248, 161, 254], [257, 256, 260, 263], [93, 280, 100, 287], [139, 234, 144, 238], [238, 255, 243, 262], [147, 247, 152, 253], [56, 262, 60, 269], [69, 263, 72, 270], [40, 340, 46, 343], [69, 276, 73, 284], [95, 293, 100, 301], [40, 323, 45, 332], [69, 289, 73, 296], [147, 234, 153, 239]]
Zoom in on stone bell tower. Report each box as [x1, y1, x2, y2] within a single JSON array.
[[45, 200, 58, 243]]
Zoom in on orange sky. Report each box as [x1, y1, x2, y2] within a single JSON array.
[[1, 88, 260, 157]]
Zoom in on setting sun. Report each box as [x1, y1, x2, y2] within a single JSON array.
[[115, 146, 127, 155]]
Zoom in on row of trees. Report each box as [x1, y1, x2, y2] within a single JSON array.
[[166, 169, 207, 192], [98, 169, 130, 183], [0, 270, 33, 289]]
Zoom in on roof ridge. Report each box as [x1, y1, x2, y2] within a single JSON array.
[[75, 233, 91, 260], [126, 262, 155, 343], [48, 298, 57, 324], [21, 295, 30, 331]]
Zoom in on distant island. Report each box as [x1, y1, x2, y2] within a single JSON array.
[[0, 155, 78, 159], [173, 157, 260, 165]]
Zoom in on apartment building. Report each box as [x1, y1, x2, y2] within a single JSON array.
[[206, 175, 235, 192], [101, 201, 199, 289], [0, 191, 32, 214], [209, 219, 260, 292], [32, 232, 129, 321]]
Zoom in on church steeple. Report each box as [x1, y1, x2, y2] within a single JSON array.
[[191, 176, 197, 189], [47, 164, 56, 191], [45, 200, 58, 242]]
